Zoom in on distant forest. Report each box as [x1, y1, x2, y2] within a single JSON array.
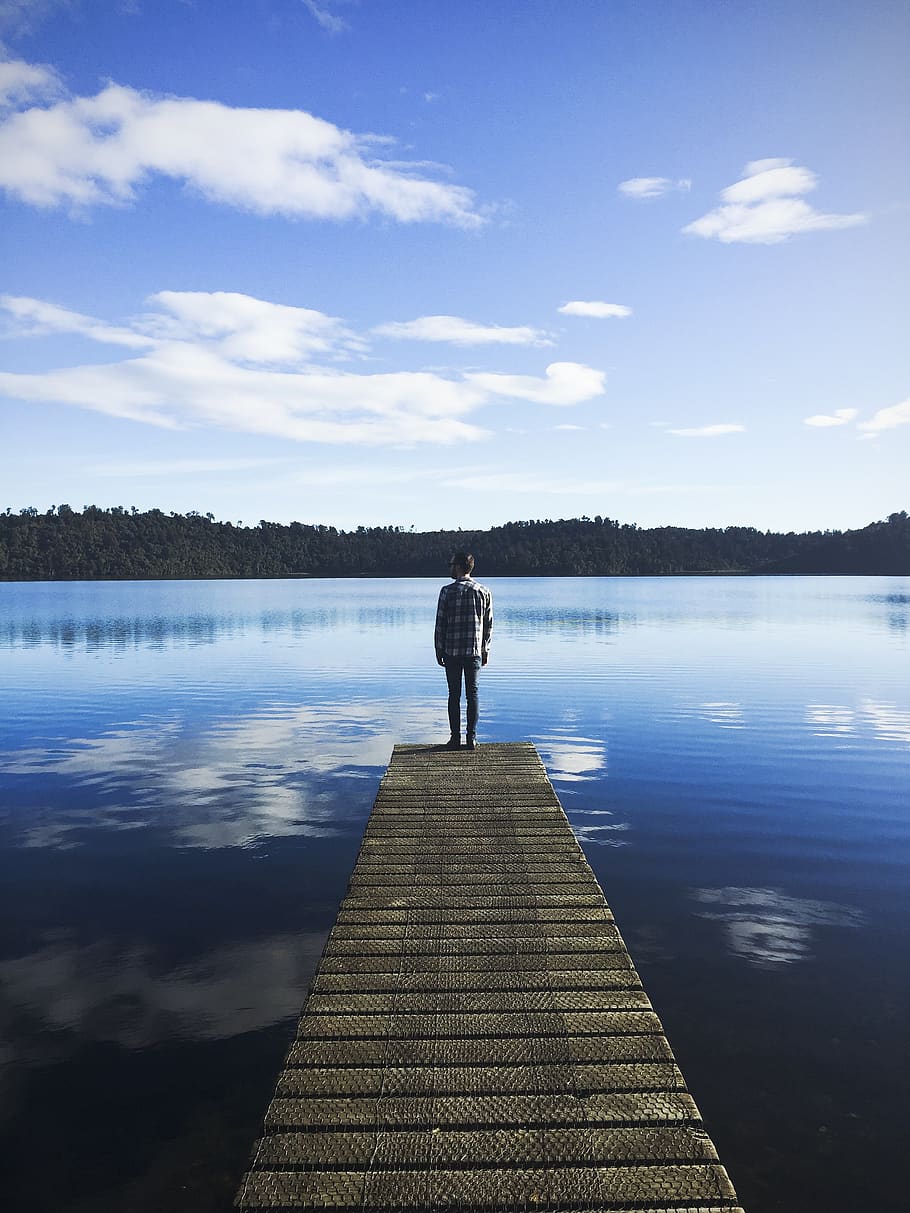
[[1, 505, 908, 579]]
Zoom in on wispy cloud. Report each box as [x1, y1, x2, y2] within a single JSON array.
[[86, 457, 286, 478], [373, 315, 552, 346], [441, 471, 621, 494], [0, 1, 73, 38], [1, 293, 152, 348], [618, 176, 691, 199], [0, 58, 481, 225], [804, 408, 858, 428], [684, 158, 867, 244], [2, 290, 363, 361], [632, 482, 724, 496], [558, 301, 631, 319], [667, 424, 745, 437], [437, 469, 721, 499], [283, 462, 443, 489], [301, 0, 348, 34], [858, 396, 910, 437], [0, 292, 607, 445]]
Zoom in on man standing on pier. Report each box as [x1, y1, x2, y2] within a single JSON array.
[[435, 552, 493, 751]]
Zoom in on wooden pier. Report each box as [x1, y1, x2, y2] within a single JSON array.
[[235, 742, 742, 1211]]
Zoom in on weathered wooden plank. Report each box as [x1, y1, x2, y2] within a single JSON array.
[[235, 743, 741, 1212]]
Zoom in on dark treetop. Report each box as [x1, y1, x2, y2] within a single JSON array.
[[1, 505, 908, 580]]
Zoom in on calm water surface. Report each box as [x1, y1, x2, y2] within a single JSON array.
[[1, 576, 908, 1212]]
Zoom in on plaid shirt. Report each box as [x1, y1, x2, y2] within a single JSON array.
[[435, 576, 493, 660]]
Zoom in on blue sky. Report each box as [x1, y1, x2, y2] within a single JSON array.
[[1, 0, 907, 532]]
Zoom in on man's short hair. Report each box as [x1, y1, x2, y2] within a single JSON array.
[[452, 551, 475, 574]]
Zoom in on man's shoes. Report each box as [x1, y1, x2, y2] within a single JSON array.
[[445, 735, 461, 750], [465, 736, 476, 751]]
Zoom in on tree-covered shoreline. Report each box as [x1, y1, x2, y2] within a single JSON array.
[[1, 505, 908, 580]]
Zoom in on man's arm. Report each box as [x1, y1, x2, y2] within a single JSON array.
[[434, 586, 448, 664], [481, 588, 493, 665]]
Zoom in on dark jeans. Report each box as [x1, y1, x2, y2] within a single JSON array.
[[444, 655, 482, 739]]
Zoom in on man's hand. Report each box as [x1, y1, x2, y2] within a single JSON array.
[[482, 653, 489, 666]]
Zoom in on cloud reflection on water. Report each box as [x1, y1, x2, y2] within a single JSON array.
[[807, 699, 910, 746], [674, 700, 746, 730], [696, 701, 746, 729], [690, 886, 863, 967], [535, 732, 607, 782], [0, 930, 325, 1055], [1, 699, 441, 850], [570, 820, 631, 847], [533, 732, 630, 846]]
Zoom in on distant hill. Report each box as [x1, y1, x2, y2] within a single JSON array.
[[1, 506, 908, 579]]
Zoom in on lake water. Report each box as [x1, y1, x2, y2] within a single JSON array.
[[1, 575, 908, 1213]]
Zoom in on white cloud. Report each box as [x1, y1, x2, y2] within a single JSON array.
[[618, 176, 690, 199], [464, 361, 606, 406], [804, 408, 858, 428], [0, 55, 60, 107], [373, 315, 552, 346], [2, 290, 363, 363], [721, 160, 817, 205], [0, 292, 608, 445], [147, 291, 363, 363], [558, 301, 631, 319], [0, 351, 490, 443], [740, 157, 792, 176], [667, 424, 745, 437], [0, 66, 480, 225], [858, 397, 910, 436], [684, 158, 867, 244]]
